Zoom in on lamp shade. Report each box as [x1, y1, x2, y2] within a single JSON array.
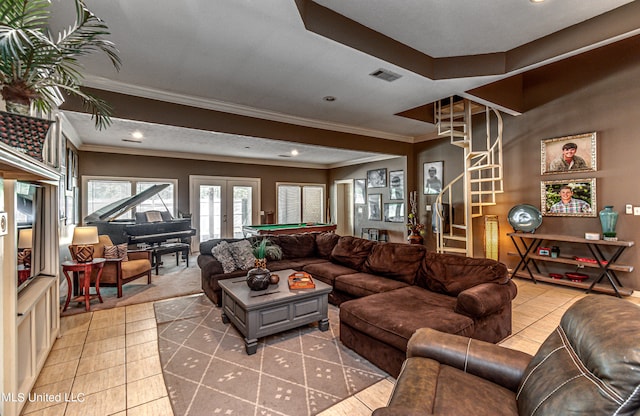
[[17, 228, 33, 249], [484, 215, 499, 261], [72, 226, 99, 245]]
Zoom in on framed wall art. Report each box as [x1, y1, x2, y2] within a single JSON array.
[[367, 168, 387, 188], [367, 194, 382, 221], [354, 178, 366, 204], [383, 202, 405, 223], [541, 178, 596, 217], [389, 170, 404, 200], [541, 132, 596, 175], [424, 161, 443, 195]]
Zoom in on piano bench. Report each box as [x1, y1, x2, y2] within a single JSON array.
[[152, 243, 190, 275]]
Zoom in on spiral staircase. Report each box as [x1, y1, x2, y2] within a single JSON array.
[[434, 97, 504, 257]]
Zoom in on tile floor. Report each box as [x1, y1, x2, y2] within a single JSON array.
[[21, 278, 640, 416]]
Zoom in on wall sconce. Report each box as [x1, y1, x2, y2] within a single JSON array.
[[17, 228, 33, 268], [484, 215, 499, 261], [70, 226, 99, 263]]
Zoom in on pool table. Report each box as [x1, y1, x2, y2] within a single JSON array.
[[242, 222, 337, 237]]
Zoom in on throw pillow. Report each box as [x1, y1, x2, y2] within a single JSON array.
[[228, 240, 256, 270], [212, 241, 237, 273], [104, 243, 129, 261]]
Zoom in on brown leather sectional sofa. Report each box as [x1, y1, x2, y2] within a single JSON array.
[[198, 232, 517, 377]]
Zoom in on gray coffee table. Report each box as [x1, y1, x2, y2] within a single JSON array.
[[219, 269, 331, 354]]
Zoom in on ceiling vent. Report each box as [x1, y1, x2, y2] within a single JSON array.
[[369, 68, 402, 82]]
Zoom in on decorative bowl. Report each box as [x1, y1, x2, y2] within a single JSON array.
[[508, 204, 542, 233], [247, 267, 271, 291], [549, 273, 564, 279], [565, 272, 589, 282]]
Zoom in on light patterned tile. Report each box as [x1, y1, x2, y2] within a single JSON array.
[[91, 307, 126, 324], [81, 335, 125, 358], [126, 373, 168, 408], [60, 313, 92, 336], [126, 328, 157, 347], [126, 355, 162, 382], [126, 318, 157, 334], [498, 334, 541, 356], [76, 348, 125, 375], [64, 385, 126, 416], [354, 378, 394, 410], [71, 365, 126, 396], [316, 395, 372, 416], [126, 303, 156, 323], [85, 324, 126, 343], [126, 340, 159, 363], [44, 344, 84, 367], [20, 402, 67, 416], [51, 331, 87, 350], [34, 360, 79, 388], [126, 396, 174, 416], [21, 379, 73, 414]]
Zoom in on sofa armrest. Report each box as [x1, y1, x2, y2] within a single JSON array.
[[455, 280, 517, 318], [407, 327, 532, 392], [197, 254, 224, 277]]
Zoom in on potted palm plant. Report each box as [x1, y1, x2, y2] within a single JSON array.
[[0, 0, 121, 129]]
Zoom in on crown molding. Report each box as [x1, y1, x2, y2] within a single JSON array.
[[83, 76, 416, 143], [78, 143, 391, 169]]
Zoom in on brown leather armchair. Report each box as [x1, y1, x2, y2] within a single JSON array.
[[71, 235, 152, 298], [373, 295, 640, 416]]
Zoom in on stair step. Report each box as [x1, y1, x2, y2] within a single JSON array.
[[439, 129, 467, 138], [467, 163, 501, 171], [470, 177, 503, 183], [471, 202, 497, 206], [471, 190, 501, 195], [451, 224, 467, 230], [440, 247, 468, 254], [443, 235, 467, 242]]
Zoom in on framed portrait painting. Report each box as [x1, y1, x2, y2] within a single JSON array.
[[367, 194, 382, 221], [424, 161, 443, 195], [367, 168, 387, 188], [541, 132, 596, 175], [354, 179, 366, 204], [389, 170, 404, 200], [541, 178, 596, 217], [383, 202, 405, 222]]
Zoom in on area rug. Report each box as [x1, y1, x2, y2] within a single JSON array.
[[154, 294, 388, 416], [61, 254, 202, 316]]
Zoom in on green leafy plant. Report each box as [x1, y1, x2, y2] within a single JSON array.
[[252, 238, 282, 261], [0, 0, 121, 129]]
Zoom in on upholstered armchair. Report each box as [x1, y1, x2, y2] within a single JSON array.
[[373, 295, 640, 416], [71, 235, 152, 298]]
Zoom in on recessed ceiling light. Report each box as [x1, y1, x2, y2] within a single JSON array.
[[323, 96, 336, 102], [291, 149, 299, 156], [530, 0, 545, 3], [131, 130, 144, 140]]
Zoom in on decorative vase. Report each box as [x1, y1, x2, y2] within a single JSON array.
[[254, 258, 267, 269], [246, 267, 271, 291], [599, 206, 619, 240], [407, 230, 424, 245]]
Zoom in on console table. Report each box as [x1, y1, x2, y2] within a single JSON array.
[[508, 232, 634, 297]]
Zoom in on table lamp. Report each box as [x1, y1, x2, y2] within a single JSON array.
[[70, 226, 99, 263], [17, 228, 33, 268]]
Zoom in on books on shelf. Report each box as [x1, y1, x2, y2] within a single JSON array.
[[288, 272, 315, 290]]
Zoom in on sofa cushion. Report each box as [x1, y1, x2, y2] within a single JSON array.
[[315, 232, 340, 259], [276, 234, 317, 258], [330, 236, 376, 270], [212, 241, 238, 273], [303, 261, 357, 286], [417, 252, 508, 296], [334, 272, 409, 298], [363, 242, 426, 284], [340, 286, 474, 352], [517, 296, 640, 416]]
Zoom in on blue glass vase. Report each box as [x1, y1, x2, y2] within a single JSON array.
[[599, 206, 618, 239]]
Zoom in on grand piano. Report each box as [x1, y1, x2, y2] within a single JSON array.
[[84, 184, 196, 246]]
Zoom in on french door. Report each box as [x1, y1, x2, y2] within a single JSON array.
[[189, 176, 260, 251]]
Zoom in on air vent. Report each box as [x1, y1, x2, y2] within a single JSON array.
[[278, 154, 292, 158], [369, 68, 402, 82], [122, 138, 142, 143]]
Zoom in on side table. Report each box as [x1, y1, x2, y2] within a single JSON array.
[[62, 258, 106, 312]]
